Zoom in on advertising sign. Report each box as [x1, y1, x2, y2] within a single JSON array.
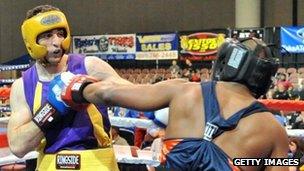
[[231, 29, 264, 39], [136, 33, 178, 60], [72, 34, 136, 60], [281, 27, 304, 53], [179, 31, 226, 61]]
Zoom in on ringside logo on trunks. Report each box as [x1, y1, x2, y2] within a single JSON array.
[[56, 154, 81, 170]]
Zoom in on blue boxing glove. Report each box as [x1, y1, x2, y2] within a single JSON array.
[[32, 72, 75, 133], [48, 72, 75, 114]]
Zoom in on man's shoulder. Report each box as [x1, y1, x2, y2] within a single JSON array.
[[237, 111, 288, 155], [84, 56, 105, 69], [84, 55, 102, 62], [10, 78, 25, 99], [11, 78, 23, 88], [242, 111, 286, 135], [173, 82, 202, 100]]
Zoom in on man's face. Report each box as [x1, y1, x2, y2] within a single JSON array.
[[172, 60, 177, 65], [37, 28, 65, 65], [277, 83, 286, 92], [279, 74, 286, 81]]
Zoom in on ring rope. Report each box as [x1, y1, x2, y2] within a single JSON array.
[[0, 116, 303, 137], [0, 115, 303, 166], [0, 147, 161, 167], [0, 64, 30, 71], [109, 116, 154, 128], [259, 99, 304, 111], [0, 79, 15, 84], [0, 106, 10, 113]]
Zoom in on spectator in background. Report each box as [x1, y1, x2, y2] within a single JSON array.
[[0, 85, 11, 106], [288, 83, 301, 100], [113, 107, 139, 145], [291, 111, 304, 129], [140, 107, 168, 150], [185, 58, 194, 72], [276, 73, 292, 91], [232, 33, 239, 41], [140, 127, 159, 150], [168, 60, 181, 78], [273, 82, 290, 100], [289, 80, 304, 100], [264, 89, 275, 99], [111, 126, 129, 146], [249, 31, 260, 39], [152, 76, 164, 83], [134, 110, 155, 148], [289, 112, 300, 127], [189, 69, 201, 82], [288, 137, 304, 171], [182, 59, 194, 79]]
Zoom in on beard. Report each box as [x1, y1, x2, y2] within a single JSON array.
[[47, 48, 64, 63], [39, 48, 64, 66]]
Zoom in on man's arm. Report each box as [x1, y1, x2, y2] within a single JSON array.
[[83, 79, 186, 111], [7, 79, 44, 158], [85, 56, 132, 85]]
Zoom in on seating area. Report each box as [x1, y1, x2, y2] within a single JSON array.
[[114, 67, 304, 88], [277, 67, 304, 85], [115, 68, 212, 83]]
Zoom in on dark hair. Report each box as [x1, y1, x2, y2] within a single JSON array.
[[289, 137, 304, 153], [152, 76, 164, 84], [26, 5, 60, 19]]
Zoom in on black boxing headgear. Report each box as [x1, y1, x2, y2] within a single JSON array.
[[212, 38, 279, 98]]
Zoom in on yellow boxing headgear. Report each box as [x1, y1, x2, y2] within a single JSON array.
[[21, 10, 71, 59]]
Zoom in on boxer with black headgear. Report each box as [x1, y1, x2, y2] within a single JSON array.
[[8, 4, 131, 171], [212, 38, 279, 98], [59, 38, 289, 170]]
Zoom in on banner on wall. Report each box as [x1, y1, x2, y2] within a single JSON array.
[[72, 34, 136, 60], [135, 33, 178, 60], [231, 28, 264, 39], [179, 30, 227, 61], [280, 27, 304, 53]]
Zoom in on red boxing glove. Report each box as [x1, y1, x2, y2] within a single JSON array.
[[61, 75, 97, 111]]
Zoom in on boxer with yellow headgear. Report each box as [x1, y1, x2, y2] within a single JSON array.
[[21, 10, 71, 60], [8, 5, 122, 171]]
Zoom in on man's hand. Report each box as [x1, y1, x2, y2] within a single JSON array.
[[32, 72, 74, 133], [61, 75, 97, 110]]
